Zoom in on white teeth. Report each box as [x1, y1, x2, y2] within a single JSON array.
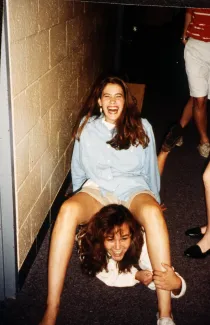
[[113, 251, 122, 255], [108, 110, 118, 114], [108, 106, 118, 110]]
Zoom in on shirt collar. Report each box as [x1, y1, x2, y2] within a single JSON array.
[[101, 117, 115, 130]]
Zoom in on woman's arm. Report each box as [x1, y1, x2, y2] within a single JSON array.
[[135, 270, 153, 286], [143, 120, 160, 203], [71, 139, 87, 192], [182, 9, 192, 44], [139, 238, 186, 298], [153, 264, 187, 298]]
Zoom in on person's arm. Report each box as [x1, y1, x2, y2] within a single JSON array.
[[139, 238, 186, 298], [182, 9, 192, 44], [171, 274, 187, 298], [143, 119, 160, 203], [71, 139, 87, 192], [153, 263, 187, 298], [135, 269, 153, 286]]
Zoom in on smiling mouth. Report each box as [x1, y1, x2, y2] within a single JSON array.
[[112, 250, 123, 256], [107, 107, 118, 114]]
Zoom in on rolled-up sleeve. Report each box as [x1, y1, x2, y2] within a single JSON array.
[[171, 273, 187, 299], [140, 238, 187, 298]]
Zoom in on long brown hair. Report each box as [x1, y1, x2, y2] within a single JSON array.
[[77, 204, 144, 277], [72, 76, 149, 150]]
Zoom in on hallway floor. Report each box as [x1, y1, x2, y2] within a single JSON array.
[[2, 81, 210, 324]]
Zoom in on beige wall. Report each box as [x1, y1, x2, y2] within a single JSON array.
[[6, 0, 115, 269]]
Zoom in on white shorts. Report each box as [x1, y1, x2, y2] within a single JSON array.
[[184, 38, 210, 99], [79, 186, 156, 209]]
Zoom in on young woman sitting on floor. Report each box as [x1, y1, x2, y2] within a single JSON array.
[[78, 204, 186, 302]]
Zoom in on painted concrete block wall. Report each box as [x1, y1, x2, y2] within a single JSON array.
[[6, 0, 115, 269]]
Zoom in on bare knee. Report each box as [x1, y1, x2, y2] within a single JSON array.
[[203, 164, 210, 185], [57, 199, 81, 226], [136, 203, 165, 228], [194, 97, 207, 110]]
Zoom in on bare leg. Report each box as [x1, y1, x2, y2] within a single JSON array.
[[130, 194, 172, 318], [196, 162, 210, 252], [39, 193, 102, 325], [157, 151, 170, 176], [179, 96, 194, 128], [193, 96, 209, 144], [160, 97, 194, 153], [201, 226, 207, 233]]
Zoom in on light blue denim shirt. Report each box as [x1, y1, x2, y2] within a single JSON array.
[[71, 116, 160, 203]]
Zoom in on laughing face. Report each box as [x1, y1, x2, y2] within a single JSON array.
[[98, 83, 125, 124], [104, 223, 132, 261]]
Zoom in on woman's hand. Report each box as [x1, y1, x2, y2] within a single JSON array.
[[181, 34, 188, 45], [153, 263, 181, 295], [135, 270, 153, 286]]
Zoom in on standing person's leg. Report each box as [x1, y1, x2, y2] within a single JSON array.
[[185, 161, 210, 257], [194, 96, 209, 144], [184, 39, 210, 156], [130, 194, 172, 319], [39, 193, 103, 325], [179, 96, 194, 128], [161, 96, 194, 152], [198, 162, 210, 251], [157, 151, 170, 176]]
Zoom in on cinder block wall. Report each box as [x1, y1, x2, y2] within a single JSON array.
[[6, 0, 115, 269]]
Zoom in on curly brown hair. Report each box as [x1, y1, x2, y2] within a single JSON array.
[[77, 204, 144, 277], [72, 76, 149, 150]]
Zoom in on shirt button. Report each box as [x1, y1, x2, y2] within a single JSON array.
[[107, 159, 110, 163], [107, 144, 110, 149], [108, 175, 111, 180]]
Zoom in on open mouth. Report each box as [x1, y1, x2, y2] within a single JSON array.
[[107, 107, 118, 114], [112, 250, 123, 257]]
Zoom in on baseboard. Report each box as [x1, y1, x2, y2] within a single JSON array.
[[18, 173, 72, 289]]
